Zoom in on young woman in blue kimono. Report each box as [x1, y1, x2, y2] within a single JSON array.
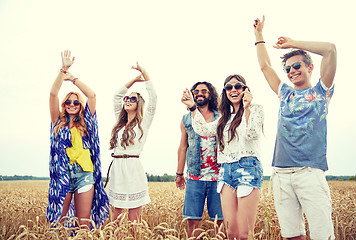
[[47, 50, 109, 229]]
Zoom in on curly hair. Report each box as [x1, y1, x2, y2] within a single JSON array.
[[217, 74, 247, 152], [281, 50, 313, 67], [54, 92, 88, 138], [190, 81, 219, 112], [109, 92, 145, 150]]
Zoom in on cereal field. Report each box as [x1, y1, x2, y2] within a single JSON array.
[[0, 181, 355, 239]]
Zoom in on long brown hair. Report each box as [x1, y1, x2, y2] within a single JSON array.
[[217, 74, 247, 152], [109, 92, 145, 150], [54, 92, 88, 137]]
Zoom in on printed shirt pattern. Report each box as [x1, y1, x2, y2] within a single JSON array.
[[46, 104, 110, 227], [188, 135, 220, 181], [272, 79, 334, 170]]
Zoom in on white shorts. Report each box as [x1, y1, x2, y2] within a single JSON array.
[[217, 182, 253, 198], [271, 167, 334, 239]]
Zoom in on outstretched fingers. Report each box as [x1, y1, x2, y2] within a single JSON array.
[[61, 50, 75, 69]]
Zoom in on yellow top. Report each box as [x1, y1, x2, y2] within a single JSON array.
[[66, 127, 94, 172]]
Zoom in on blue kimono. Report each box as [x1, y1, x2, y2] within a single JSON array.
[[46, 103, 109, 227]]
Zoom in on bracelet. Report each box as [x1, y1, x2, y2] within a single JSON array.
[[255, 41, 265, 46], [60, 68, 68, 74], [176, 172, 184, 176], [189, 104, 197, 112], [72, 78, 78, 85]]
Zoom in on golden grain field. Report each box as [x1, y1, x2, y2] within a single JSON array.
[[0, 181, 355, 240]]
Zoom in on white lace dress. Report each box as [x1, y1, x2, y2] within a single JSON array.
[[192, 104, 264, 164], [107, 80, 157, 209]]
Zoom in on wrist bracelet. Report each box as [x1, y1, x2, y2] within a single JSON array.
[[255, 41, 265, 46], [60, 68, 68, 74], [72, 78, 78, 85], [189, 104, 197, 112], [176, 172, 184, 176]]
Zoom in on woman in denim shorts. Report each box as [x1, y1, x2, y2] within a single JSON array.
[[47, 50, 109, 229], [182, 74, 264, 239]]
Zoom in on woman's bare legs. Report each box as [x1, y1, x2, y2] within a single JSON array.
[[112, 207, 124, 222], [74, 185, 94, 229], [128, 206, 142, 222], [220, 185, 239, 239], [236, 189, 260, 239], [112, 206, 142, 223], [220, 185, 260, 240], [59, 192, 73, 224]]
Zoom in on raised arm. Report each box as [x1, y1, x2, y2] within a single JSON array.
[[113, 62, 156, 120], [133, 62, 157, 122], [64, 73, 96, 116], [49, 50, 75, 124], [254, 16, 281, 94], [274, 38, 337, 88], [124, 62, 148, 89], [180, 88, 217, 136], [181, 88, 197, 118], [113, 85, 128, 120]]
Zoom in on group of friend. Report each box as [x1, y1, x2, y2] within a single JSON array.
[[46, 17, 337, 240]]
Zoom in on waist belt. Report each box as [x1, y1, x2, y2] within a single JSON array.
[[104, 153, 140, 188], [111, 153, 139, 158]]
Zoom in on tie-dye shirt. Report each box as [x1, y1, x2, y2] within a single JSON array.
[[272, 79, 334, 170]]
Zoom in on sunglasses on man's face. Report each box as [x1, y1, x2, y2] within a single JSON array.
[[123, 96, 139, 103], [193, 89, 210, 96], [65, 99, 81, 106], [224, 83, 246, 91], [283, 62, 302, 73]]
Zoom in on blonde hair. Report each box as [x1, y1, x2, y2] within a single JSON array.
[[109, 92, 144, 150], [54, 92, 88, 137]]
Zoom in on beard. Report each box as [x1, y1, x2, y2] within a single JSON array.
[[195, 96, 209, 107]]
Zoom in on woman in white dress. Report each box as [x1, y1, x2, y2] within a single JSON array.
[[106, 62, 157, 223]]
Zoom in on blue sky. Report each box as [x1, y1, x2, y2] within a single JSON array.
[[0, 0, 355, 177]]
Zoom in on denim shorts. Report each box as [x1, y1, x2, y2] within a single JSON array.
[[218, 156, 263, 191], [68, 163, 94, 193], [183, 179, 223, 220]]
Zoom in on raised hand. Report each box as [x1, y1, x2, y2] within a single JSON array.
[[132, 74, 145, 83], [181, 88, 195, 108], [63, 73, 77, 83], [131, 61, 149, 81], [253, 15, 265, 36], [131, 61, 143, 72], [274, 37, 294, 49], [242, 88, 253, 109], [61, 50, 75, 70]]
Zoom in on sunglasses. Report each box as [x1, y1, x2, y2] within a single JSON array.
[[65, 99, 81, 106], [224, 83, 246, 91], [284, 62, 302, 73], [193, 89, 210, 95], [123, 96, 139, 103]]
